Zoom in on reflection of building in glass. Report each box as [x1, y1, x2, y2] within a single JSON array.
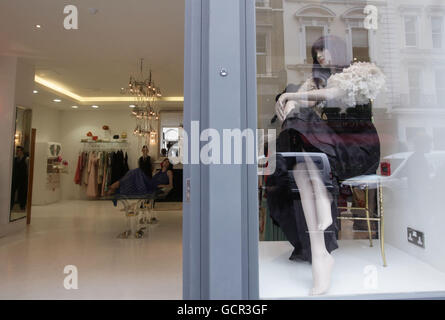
[[392, 2, 445, 152], [261, 0, 445, 154], [256, 0, 287, 130]]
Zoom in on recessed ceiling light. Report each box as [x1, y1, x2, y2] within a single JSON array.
[[53, 99, 61, 102], [129, 104, 136, 108], [35, 24, 41, 29], [71, 106, 79, 109], [91, 105, 99, 109], [33, 90, 38, 94]]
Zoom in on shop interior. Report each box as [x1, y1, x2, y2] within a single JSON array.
[[0, 0, 184, 299]]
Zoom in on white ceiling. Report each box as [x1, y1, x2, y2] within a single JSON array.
[[0, 0, 185, 110]]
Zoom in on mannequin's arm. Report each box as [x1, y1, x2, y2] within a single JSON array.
[[279, 87, 343, 105], [275, 87, 343, 121]]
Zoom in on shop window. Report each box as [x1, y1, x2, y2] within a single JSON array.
[[404, 16, 418, 47], [351, 28, 370, 62], [161, 127, 179, 156], [255, 0, 445, 300], [432, 16, 444, 49]]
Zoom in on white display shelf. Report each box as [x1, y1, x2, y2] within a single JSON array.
[[259, 240, 445, 299]]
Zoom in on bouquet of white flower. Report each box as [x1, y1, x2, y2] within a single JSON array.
[[327, 62, 386, 107]]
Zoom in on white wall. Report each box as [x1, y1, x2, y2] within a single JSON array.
[[32, 105, 61, 143], [31, 105, 62, 205], [0, 57, 34, 236]]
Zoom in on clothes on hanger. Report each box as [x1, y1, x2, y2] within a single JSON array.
[[75, 149, 129, 198]]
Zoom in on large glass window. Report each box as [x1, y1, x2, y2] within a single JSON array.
[[256, 0, 445, 299]]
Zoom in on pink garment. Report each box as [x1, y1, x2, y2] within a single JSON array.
[[101, 153, 108, 197], [81, 152, 89, 186], [86, 152, 98, 198], [74, 155, 82, 185]]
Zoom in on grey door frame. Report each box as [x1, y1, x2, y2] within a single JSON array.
[[183, 0, 259, 299]]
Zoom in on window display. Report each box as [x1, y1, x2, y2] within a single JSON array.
[[256, 0, 445, 298]]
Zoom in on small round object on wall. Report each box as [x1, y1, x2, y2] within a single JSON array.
[[113, 135, 120, 140]]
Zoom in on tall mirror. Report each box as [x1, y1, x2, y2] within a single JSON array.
[[10, 106, 33, 222]]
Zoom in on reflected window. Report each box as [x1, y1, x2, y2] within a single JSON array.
[[435, 70, 445, 107], [305, 26, 324, 64], [351, 28, 370, 62], [408, 68, 421, 107], [161, 127, 179, 152], [404, 16, 418, 47], [256, 32, 271, 76], [432, 16, 444, 49]]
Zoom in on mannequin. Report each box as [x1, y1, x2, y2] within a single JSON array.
[[271, 35, 384, 295]]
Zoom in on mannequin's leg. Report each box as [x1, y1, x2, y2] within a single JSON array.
[[107, 181, 120, 195], [294, 162, 334, 295], [304, 155, 333, 231]]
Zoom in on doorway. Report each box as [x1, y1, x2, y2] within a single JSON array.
[[0, 0, 184, 299]]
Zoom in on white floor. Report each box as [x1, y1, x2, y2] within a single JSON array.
[[259, 240, 445, 299], [3, 201, 445, 300], [0, 200, 182, 300]]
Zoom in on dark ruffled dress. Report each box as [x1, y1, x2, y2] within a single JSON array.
[[116, 168, 170, 196], [266, 104, 380, 263]]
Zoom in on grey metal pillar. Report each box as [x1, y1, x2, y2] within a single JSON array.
[[183, 0, 259, 299]]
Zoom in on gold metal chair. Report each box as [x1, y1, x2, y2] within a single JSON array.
[[337, 175, 387, 267]]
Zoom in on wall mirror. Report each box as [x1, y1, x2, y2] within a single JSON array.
[[10, 106, 33, 222]]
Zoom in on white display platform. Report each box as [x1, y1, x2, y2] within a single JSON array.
[[259, 240, 445, 299]]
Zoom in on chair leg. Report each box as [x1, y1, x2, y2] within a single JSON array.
[[365, 185, 373, 247], [379, 183, 387, 267]]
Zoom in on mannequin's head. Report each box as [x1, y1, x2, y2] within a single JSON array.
[[311, 35, 348, 88], [142, 145, 149, 157], [311, 35, 348, 69]]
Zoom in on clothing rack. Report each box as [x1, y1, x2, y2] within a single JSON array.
[[80, 141, 130, 152]]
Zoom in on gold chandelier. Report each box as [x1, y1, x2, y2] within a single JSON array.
[[121, 58, 162, 138]]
